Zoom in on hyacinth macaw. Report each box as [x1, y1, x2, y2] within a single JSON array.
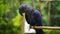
[[19, 4, 44, 34]]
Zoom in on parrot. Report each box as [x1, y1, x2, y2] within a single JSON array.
[[19, 4, 44, 34]]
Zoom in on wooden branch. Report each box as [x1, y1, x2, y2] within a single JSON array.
[[31, 26, 60, 30], [20, 0, 23, 4], [48, 1, 51, 25], [31, 0, 35, 8], [20, 0, 25, 34], [39, 0, 42, 13], [41, 0, 60, 1]]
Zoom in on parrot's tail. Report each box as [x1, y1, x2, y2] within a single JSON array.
[[35, 29, 44, 34]]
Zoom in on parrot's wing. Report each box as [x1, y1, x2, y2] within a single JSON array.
[[34, 11, 42, 26]]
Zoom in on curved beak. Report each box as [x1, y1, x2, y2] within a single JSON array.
[[19, 5, 26, 16], [19, 10, 23, 16]]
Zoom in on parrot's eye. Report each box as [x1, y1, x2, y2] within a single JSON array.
[[20, 7, 24, 11]]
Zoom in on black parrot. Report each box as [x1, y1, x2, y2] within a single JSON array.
[[19, 4, 44, 34]]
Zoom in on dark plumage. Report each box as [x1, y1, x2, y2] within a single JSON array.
[[19, 4, 44, 34]]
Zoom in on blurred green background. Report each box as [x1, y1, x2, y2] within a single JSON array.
[[0, 0, 60, 34]]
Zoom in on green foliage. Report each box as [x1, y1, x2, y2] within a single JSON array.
[[0, 0, 22, 34], [50, 1, 60, 26], [44, 29, 60, 34]]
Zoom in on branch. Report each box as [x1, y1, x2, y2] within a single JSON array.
[[41, 0, 60, 1], [31, 26, 60, 30]]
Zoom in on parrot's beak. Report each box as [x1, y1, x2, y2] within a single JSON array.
[[20, 12, 23, 16], [19, 10, 23, 16], [19, 5, 26, 16]]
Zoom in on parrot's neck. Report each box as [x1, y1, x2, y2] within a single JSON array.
[[25, 7, 34, 15]]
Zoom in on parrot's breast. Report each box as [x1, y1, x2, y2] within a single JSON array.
[[25, 13, 36, 26]]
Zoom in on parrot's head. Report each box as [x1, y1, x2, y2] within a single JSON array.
[[19, 4, 32, 16]]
